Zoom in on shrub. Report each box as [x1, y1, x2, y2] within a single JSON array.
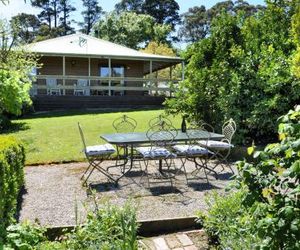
[[200, 106, 300, 249], [0, 136, 25, 242], [236, 105, 300, 249], [4, 222, 47, 250], [198, 190, 263, 249], [2, 202, 138, 249], [0, 20, 37, 118], [0, 114, 11, 132], [66, 202, 138, 250]]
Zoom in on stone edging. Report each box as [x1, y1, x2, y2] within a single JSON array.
[[46, 216, 200, 240]]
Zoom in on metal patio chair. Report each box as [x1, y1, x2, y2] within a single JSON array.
[[74, 79, 90, 96], [136, 122, 177, 188], [198, 118, 236, 174], [113, 114, 137, 133], [46, 78, 60, 95], [148, 114, 173, 128], [112, 115, 139, 172], [148, 115, 177, 169], [199, 121, 215, 133], [78, 123, 118, 186], [172, 125, 216, 184]]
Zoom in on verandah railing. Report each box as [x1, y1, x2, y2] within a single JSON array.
[[31, 75, 180, 97]]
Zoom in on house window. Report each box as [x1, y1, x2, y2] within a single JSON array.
[[99, 66, 124, 77], [100, 67, 110, 78], [99, 66, 125, 96], [112, 67, 124, 77]]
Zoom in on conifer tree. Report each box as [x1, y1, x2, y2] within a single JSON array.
[[80, 0, 103, 34]]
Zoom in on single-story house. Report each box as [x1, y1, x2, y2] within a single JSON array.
[[27, 33, 184, 110]]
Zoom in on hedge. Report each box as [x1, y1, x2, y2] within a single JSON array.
[[0, 136, 25, 242]]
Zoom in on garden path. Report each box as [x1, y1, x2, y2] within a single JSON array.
[[139, 229, 209, 249]]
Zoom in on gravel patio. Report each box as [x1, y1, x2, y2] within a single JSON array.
[[18, 160, 235, 227]]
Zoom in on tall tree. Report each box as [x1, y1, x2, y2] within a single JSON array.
[[58, 0, 76, 35], [114, 0, 180, 31], [31, 0, 57, 28], [52, 0, 58, 27], [179, 0, 264, 43], [80, 0, 103, 34], [178, 6, 208, 43], [142, 0, 180, 30], [167, 1, 299, 143], [94, 11, 171, 49], [10, 13, 40, 43], [115, 0, 143, 14]]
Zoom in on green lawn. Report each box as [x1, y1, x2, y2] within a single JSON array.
[[7, 109, 180, 165]]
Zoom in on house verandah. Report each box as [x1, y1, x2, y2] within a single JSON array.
[[27, 33, 184, 111]]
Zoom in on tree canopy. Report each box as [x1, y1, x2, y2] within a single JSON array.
[[114, 0, 180, 31], [292, 4, 300, 78], [140, 41, 177, 79], [10, 13, 40, 43], [79, 0, 103, 34], [0, 20, 37, 120], [179, 0, 264, 43], [93, 11, 171, 49], [166, 0, 300, 144], [30, 0, 76, 39], [115, 0, 143, 14]]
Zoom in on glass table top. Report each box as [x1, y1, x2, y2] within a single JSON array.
[[101, 130, 224, 145]]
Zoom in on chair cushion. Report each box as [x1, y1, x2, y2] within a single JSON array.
[[198, 140, 234, 149], [173, 144, 210, 155], [86, 144, 116, 156], [136, 146, 176, 158]]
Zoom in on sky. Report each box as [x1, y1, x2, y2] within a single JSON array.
[[0, 0, 266, 24]]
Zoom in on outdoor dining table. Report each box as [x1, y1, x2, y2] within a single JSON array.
[[101, 130, 224, 177]]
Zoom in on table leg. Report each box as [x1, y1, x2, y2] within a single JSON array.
[[159, 159, 163, 174], [130, 144, 134, 170]]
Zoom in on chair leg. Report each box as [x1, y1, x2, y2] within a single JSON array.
[[82, 163, 97, 186], [81, 162, 93, 180], [163, 159, 175, 187], [211, 150, 233, 174], [144, 159, 150, 188], [196, 157, 218, 179], [138, 158, 149, 188], [175, 157, 188, 184], [82, 158, 123, 186], [219, 157, 234, 174]]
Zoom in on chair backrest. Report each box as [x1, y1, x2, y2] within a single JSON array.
[[147, 121, 177, 148], [200, 122, 215, 133], [77, 79, 88, 87], [46, 78, 57, 87], [78, 122, 87, 151], [148, 114, 172, 128], [191, 120, 215, 133], [113, 115, 137, 133], [186, 124, 211, 147], [222, 118, 236, 142]]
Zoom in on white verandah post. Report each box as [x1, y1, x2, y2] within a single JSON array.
[[62, 56, 66, 95], [169, 65, 173, 97], [88, 57, 91, 96], [108, 57, 111, 96], [149, 60, 153, 96], [88, 57, 91, 86]]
